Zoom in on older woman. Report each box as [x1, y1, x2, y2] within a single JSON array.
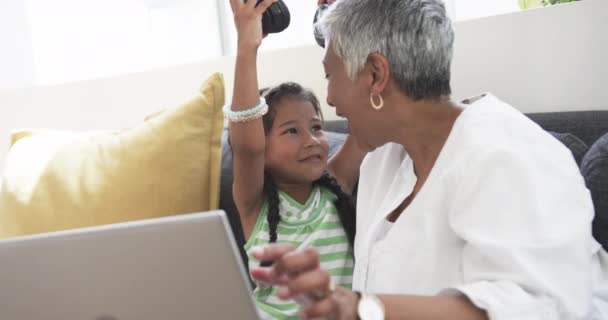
[[250, 0, 608, 319]]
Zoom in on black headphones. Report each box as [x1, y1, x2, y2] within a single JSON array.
[[252, 0, 291, 34], [313, 3, 331, 48]]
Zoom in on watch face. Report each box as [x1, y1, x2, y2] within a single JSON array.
[[358, 294, 385, 320]]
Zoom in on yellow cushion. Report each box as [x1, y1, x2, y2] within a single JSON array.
[[0, 72, 225, 239]]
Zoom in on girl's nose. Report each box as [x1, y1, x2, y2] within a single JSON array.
[[304, 131, 321, 147]]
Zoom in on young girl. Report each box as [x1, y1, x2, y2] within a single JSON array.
[[227, 0, 365, 318]]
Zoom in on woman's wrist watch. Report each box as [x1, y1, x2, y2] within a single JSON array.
[[355, 291, 385, 320]]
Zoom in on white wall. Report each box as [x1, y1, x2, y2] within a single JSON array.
[[0, 1, 35, 89], [1, 0, 607, 173], [452, 0, 519, 21], [451, 0, 608, 112]]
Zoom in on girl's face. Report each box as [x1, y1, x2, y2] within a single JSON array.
[[264, 98, 329, 185]]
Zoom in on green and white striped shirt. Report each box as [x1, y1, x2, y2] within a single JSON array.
[[244, 186, 354, 320]]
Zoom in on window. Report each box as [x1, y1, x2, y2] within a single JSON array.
[[0, 0, 524, 89], [24, 0, 223, 86]]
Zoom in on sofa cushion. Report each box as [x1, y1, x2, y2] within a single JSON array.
[[527, 111, 608, 147], [581, 133, 608, 250], [0, 72, 225, 239]]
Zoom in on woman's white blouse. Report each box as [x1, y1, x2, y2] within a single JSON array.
[[353, 93, 608, 319]]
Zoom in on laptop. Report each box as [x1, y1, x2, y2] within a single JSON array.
[[0, 210, 261, 320]]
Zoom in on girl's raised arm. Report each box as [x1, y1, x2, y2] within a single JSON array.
[[228, 0, 277, 238]]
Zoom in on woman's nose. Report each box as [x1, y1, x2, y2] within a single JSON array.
[[326, 96, 335, 108]]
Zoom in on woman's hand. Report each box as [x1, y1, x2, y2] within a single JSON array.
[[250, 243, 359, 319], [230, 0, 277, 51]]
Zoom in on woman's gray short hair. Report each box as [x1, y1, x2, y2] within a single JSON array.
[[318, 0, 454, 100]]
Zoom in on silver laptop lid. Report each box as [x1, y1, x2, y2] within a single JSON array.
[[0, 210, 260, 320]]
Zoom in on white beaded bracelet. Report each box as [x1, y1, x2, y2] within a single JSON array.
[[228, 104, 268, 123], [223, 97, 268, 122]]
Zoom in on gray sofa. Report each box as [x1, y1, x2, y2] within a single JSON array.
[[220, 110, 608, 265]]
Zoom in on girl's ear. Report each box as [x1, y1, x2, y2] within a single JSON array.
[[366, 53, 390, 96]]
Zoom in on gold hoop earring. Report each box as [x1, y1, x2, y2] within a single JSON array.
[[370, 94, 384, 110]]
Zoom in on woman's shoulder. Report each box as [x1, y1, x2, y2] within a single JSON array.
[[361, 142, 406, 171], [452, 94, 571, 162]]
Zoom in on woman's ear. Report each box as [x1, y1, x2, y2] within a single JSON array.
[[367, 53, 390, 96]]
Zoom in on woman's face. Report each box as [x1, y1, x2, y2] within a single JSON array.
[[323, 44, 379, 151]]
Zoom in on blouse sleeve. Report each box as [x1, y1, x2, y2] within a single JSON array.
[[444, 147, 595, 320]]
